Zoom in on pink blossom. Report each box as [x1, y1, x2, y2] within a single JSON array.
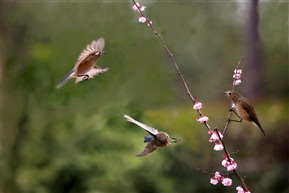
[[208, 130, 213, 135], [222, 157, 237, 171], [245, 191, 251, 193], [233, 74, 241, 79], [209, 131, 223, 143], [139, 16, 146, 23], [210, 177, 218, 185], [196, 116, 209, 123], [193, 102, 202, 110], [139, 5, 146, 12], [132, 3, 139, 11], [233, 79, 242, 85], [222, 177, 232, 186], [214, 142, 224, 151], [132, 2, 146, 12], [147, 20, 152, 26], [234, 69, 242, 74], [214, 172, 222, 180], [231, 103, 236, 108], [236, 186, 244, 193]]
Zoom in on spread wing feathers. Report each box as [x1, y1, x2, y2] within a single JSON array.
[[75, 66, 108, 83], [135, 141, 158, 157], [124, 115, 159, 136], [76, 38, 105, 67]]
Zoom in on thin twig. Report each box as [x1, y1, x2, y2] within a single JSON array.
[[215, 128, 248, 190], [132, 1, 249, 191]]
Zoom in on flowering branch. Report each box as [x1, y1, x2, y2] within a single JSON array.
[[223, 57, 244, 134], [131, 2, 250, 192]]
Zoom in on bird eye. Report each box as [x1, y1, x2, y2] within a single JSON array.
[[228, 92, 232, 96]]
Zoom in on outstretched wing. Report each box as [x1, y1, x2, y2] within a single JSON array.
[[124, 115, 158, 135], [74, 38, 105, 69], [135, 141, 158, 157], [75, 66, 108, 83]]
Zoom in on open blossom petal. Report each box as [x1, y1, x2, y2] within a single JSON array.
[[236, 186, 244, 193], [139, 16, 146, 23], [222, 178, 232, 186], [234, 69, 242, 74], [222, 157, 237, 171], [214, 172, 222, 180], [233, 74, 241, 79], [227, 162, 237, 171], [209, 131, 223, 143], [210, 177, 218, 185], [140, 5, 146, 11], [196, 116, 209, 123], [193, 102, 202, 110], [132, 2, 146, 12], [132, 3, 140, 11], [233, 79, 242, 85], [214, 143, 224, 151]]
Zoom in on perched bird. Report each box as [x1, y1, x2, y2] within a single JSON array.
[[223, 90, 266, 136], [124, 115, 178, 157], [56, 38, 108, 88]]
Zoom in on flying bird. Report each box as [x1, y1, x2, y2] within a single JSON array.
[[56, 37, 108, 88], [124, 115, 178, 157], [223, 90, 266, 136]]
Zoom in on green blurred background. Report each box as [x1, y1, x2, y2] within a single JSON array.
[[2, 1, 288, 193]]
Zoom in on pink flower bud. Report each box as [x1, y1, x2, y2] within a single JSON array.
[[132, 2, 146, 12], [209, 131, 223, 143], [231, 103, 236, 108], [222, 157, 237, 171], [234, 69, 242, 74], [132, 3, 140, 11], [196, 116, 209, 124], [233, 74, 241, 79], [214, 172, 222, 180], [193, 102, 202, 110], [210, 177, 218, 185], [222, 177, 232, 186], [236, 186, 245, 193], [208, 130, 213, 135], [214, 142, 224, 151], [233, 79, 242, 85], [139, 16, 146, 23], [147, 20, 152, 26]]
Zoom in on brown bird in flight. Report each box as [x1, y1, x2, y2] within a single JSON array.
[[124, 115, 178, 157], [223, 90, 266, 136], [56, 37, 108, 88]]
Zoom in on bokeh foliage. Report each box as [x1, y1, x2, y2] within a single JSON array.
[[2, 1, 288, 193]]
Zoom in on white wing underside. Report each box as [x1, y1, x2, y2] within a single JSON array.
[[75, 67, 108, 83], [124, 115, 159, 135], [74, 38, 105, 69]]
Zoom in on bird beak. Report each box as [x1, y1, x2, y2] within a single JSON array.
[[223, 92, 226, 94], [171, 137, 180, 143], [102, 52, 106, 55]]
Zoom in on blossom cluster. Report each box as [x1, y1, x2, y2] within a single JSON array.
[[222, 154, 237, 171], [193, 101, 209, 124], [233, 68, 242, 86], [132, 2, 152, 26], [210, 172, 232, 186], [236, 186, 251, 193], [208, 131, 224, 151]]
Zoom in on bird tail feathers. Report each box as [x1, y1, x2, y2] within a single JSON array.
[[56, 70, 75, 89]]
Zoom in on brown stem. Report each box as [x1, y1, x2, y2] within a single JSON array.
[[132, 1, 249, 191]]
